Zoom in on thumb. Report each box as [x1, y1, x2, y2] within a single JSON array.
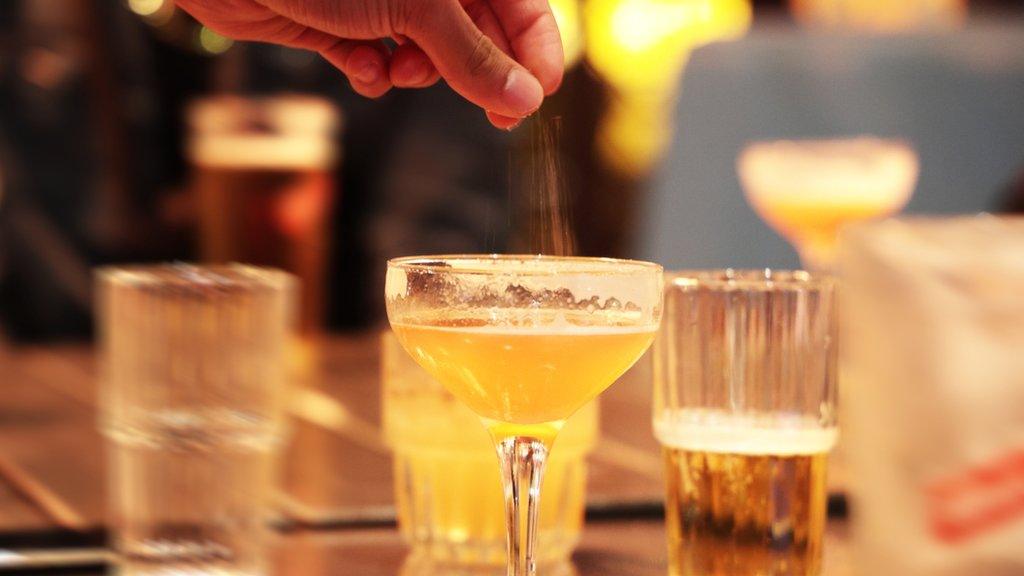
[[405, 1, 544, 119]]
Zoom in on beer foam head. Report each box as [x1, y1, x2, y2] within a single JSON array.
[[187, 95, 341, 170], [738, 137, 918, 210], [654, 408, 838, 455]]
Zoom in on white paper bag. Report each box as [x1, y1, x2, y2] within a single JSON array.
[[841, 216, 1024, 576]]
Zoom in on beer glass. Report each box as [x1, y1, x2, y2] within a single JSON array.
[[652, 270, 838, 576], [187, 95, 339, 338], [98, 264, 295, 575], [382, 331, 596, 569]]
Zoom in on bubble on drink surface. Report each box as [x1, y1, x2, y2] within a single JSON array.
[[392, 274, 648, 327]]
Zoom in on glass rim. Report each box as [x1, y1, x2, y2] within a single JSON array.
[[666, 268, 834, 290], [387, 254, 663, 276], [96, 263, 295, 292]]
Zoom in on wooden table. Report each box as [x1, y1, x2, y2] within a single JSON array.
[[0, 334, 852, 574]]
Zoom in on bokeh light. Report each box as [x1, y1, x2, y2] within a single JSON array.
[[586, 0, 752, 174], [198, 26, 234, 55], [126, 0, 175, 26], [550, 0, 586, 68], [586, 0, 752, 92], [127, 0, 164, 17]]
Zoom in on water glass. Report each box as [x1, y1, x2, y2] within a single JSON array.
[[98, 264, 295, 575]]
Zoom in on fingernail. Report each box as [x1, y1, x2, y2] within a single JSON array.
[[355, 62, 380, 85], [502, 69, 543, 116]]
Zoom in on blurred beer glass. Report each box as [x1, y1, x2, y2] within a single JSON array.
[[187, 95, 339, 341], [98, 264, 295, 575], [653, 270, 838, 576], [738, 138, 918, 271], [381, 331, 596, 569]]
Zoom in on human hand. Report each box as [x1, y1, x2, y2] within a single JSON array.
[[176, 0, 564, 129]]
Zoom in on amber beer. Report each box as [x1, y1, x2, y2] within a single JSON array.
[[653, 271, 838, 576], [188, 96, 339, 336], [658, 411, 837, 576]]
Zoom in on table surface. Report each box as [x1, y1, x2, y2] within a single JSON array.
[[0, 334, 853, 575]]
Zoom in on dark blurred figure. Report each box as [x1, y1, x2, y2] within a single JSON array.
[[0, 1, 207, 340], [0, 0, 517, 340], [999, 165, 1024, 214]]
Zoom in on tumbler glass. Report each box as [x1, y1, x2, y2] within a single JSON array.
[[98, 264, 295, 575], [382, 331, 597, 569], [653, 269, 838, 576]]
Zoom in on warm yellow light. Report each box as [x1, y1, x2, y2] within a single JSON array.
[[790, 0, 967, 32], [597, 95, 676, 175], [199, 27, 234, 55], [127, 0, 164, 17], [550, 0, 585, 68], [127, 0, 175, 26], [586, 0, 752, 92], [587, 0, 753, 175], [690, 0, 752, 45]]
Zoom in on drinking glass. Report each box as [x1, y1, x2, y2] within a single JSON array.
[[790, 0, 966, 31], [382, 331, 597, 568], [738, 138, 918, 271], [98, 264, 295, 575], [385, 255, 662, 576], [653, 269, 838, 576], [188, 95, 339, 339]]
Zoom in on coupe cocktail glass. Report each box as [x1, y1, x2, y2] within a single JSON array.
[[738, 138, 918, 271], [385, 255, 662, 576]]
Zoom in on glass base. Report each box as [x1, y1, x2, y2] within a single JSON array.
[[401, 550, 577, 576], [407, 532, 580, 568]]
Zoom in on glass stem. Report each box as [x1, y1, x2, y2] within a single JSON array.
[[495, 435, 549, 576]]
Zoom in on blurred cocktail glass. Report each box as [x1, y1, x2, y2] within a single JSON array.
[[386, 255, 662, 576], [790, 0, 966, 32], [653, 270, 839, 576], [382, 331, 596, 568], [98, 264, 295, 575], [738, 138, 918, 270]]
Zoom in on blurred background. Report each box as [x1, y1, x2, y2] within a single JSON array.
[[0, 3, 1021, 575], [0, 0, 1021, 342]]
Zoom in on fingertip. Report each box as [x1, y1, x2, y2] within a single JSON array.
[[536, 51, 565, 96], [486, 111, 522, 131], [390, 45, 440, 88], [321, 41, 393, 98], [346, 78, 389, 97], [347, 45, 387, 85], [501, 68, 544, 118], [542, 66, 563, 96]]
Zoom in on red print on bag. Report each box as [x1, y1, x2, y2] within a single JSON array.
[[925, 449, 1024, 544]]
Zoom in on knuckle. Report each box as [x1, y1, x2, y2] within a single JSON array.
[[392, 0, 428, 35], [462, 0, 490, 26], [464, 32, 497, 79]]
